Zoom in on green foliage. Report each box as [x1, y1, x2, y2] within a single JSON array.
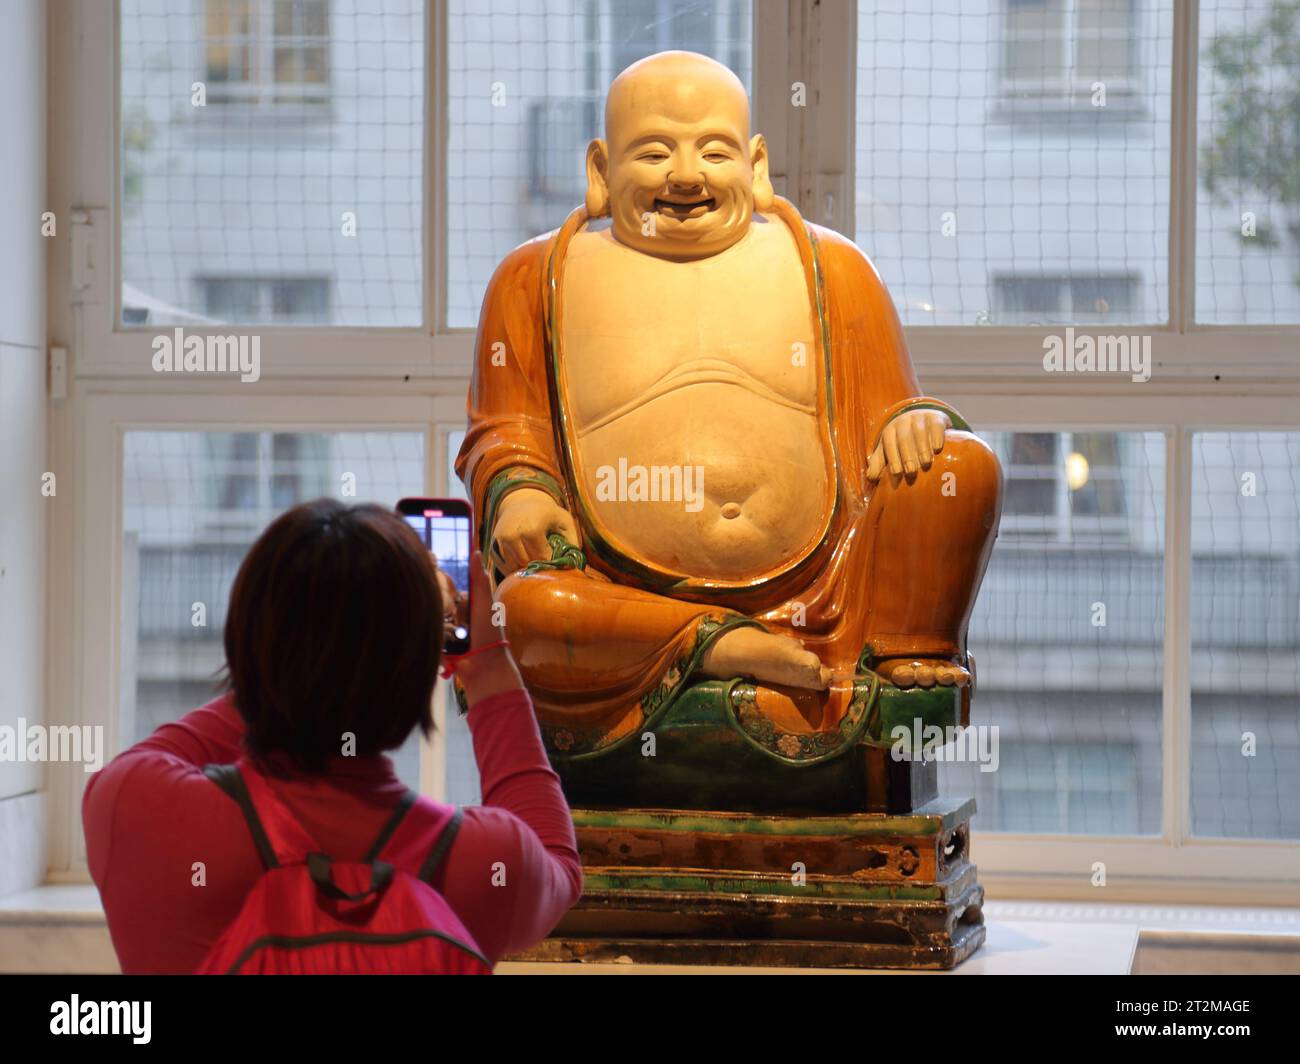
[[121, 104, 155, 217], [1200, 0, 1300, 254]]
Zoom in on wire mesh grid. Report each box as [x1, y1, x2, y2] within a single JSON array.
[[1190, 432, 1300, 839], [940, 430, 1167, 835], [855, 0, 1173, 326], [120, 430, 427, 786], [119, 0, 425, 327]]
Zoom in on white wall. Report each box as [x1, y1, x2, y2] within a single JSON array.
[[0, 0, 48, 887]]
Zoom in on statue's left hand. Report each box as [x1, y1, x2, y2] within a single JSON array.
[[866, 409, 951, 481]]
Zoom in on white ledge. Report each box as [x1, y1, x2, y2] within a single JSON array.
[[2, 886, 1298, 974], [9, 887, 1297, 929], [0, 884, 106, 925]]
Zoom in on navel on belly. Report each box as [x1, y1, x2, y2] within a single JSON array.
[[581, 472, 826, 580], [572, 393, 830, 578]]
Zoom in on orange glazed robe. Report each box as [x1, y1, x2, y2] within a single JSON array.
[[455, 197, 1001, 757]]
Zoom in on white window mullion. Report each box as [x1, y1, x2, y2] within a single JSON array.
[[424, 418, 452, 802], [1168, 0, 1200, 333], [1058, 431, 1074, 544], [1065, 0, 1078, 106], [259, 0, 276, 107], [1162, 426, 1194, 844], [257, 431, 271, 522]]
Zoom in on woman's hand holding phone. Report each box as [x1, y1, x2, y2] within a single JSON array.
[[453, 550, 527, 706]]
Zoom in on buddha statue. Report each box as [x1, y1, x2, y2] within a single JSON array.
[[456, 51, 1003, 814]]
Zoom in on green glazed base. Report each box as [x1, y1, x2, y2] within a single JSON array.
[[553, 678, 964, 814]]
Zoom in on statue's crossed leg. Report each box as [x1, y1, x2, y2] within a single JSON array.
[[494, 432, 1001, 746]]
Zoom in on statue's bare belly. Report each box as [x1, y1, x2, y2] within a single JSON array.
[[559, 217, 831, 583]]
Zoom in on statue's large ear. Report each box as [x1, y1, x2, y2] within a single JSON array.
[[750, 133, 774, 212], [585, 139, 610, 217]]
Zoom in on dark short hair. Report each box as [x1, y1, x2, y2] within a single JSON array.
[[223, 499, 442, 773]]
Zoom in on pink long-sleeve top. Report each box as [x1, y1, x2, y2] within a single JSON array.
[[82, 688, 582, 972]]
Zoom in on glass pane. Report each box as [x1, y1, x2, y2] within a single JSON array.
[[994, 276, 1063, 318], [273, 0, 295, 36], [120, 0, 423, 326], [1076, 0, 1135, 81], [120, 430, 427, 788], [1068, 432, 1126, 517], [273, 46, 304, 84], [940, 430, 1166, 834], [1191, 432, 1300, 839], [1068, 274, 1135, 320], [1196, 0, 1300, 323], [446, 0, 754, 328], [855, 0, 1172, 325], [208, 0, 253, 38], [1004, 0, 1067, 83], [301, 0, 329, 37], [299, 45, 330, 84]]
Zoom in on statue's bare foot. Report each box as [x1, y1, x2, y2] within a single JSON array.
[[700, 628, 832, 690], [876, 658, 970, 689]]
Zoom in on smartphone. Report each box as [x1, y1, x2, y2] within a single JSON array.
[[397, 497, 473, 656]]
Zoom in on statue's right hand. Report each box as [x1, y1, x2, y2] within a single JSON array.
[[490, 487, 580, 572]]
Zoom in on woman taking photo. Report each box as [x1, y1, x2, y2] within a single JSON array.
[[83, 499, 582, 973]]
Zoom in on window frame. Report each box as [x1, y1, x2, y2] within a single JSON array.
[[85, 0, 454, 377], [949, 392, 1300, 902], [998, 0, 1143, 105], [44, 0, 1300, 901], [200, 0, 333, 108], [990, 274, 1142, 326], [990, 429, 1138, 542]]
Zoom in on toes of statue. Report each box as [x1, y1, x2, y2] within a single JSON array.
[[881, 658, 973, 690]]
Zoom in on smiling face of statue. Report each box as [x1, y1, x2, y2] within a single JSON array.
[[586, 51, 773, 261]]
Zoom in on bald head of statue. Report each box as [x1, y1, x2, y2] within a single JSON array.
[[584, 51, 774, 261]]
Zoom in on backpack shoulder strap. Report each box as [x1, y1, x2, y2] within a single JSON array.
[[417, 806, 465, 884], [203, 763, 278, 870], [362, 790, 417, 863]]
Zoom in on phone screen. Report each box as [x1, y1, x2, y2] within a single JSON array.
[[402, 506, 472, 655]]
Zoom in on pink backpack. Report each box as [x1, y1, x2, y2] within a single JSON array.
[[196, 759, 490, 975]]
